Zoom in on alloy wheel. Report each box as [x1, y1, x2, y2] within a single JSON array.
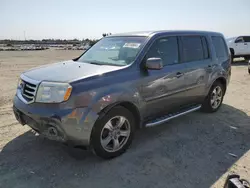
[[210, 86, 223, 109], [100, 116, 131, 152]]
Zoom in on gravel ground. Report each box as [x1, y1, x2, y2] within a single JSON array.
[[0, 50, 249, 188]]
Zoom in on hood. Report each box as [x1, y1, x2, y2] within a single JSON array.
[[23, 60, 122, 82], [226, 37, 236, 44]]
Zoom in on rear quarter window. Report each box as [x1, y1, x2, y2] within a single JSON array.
[[212, 36, 228, 58]]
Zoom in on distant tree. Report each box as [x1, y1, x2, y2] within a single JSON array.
[[0, 38, 102, 46], [84, 38, 90, 43], [89, 39, 99, 46], [102, 33, 112, 37]]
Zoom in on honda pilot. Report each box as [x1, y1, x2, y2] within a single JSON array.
[[13, 30, 231, 159]]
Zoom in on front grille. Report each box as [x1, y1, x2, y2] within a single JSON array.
[[21, 80, 37, 103]]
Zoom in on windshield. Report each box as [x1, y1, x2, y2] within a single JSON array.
[[77, 36, 147, 66]]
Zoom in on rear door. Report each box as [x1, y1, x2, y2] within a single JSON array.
[[139, 36, 187, 118], [180, 35, 211, 105]]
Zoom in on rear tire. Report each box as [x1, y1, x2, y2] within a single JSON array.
[[248, 68, 250, 74], [201, 81, 225, 113], [91, 106, 135, 159]]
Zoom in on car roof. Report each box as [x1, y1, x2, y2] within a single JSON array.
[[109, 30, 223, 37], [227, 36, 250, 40]]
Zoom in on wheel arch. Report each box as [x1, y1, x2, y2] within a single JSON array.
[[229, 48, 235, 56], [89, 101, 142, 149], [212, 77, 227, 95], [98, 101, 142, 130]]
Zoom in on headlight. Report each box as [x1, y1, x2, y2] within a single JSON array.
[[17, 78, 23, 89], [36, 82, 72, 103]]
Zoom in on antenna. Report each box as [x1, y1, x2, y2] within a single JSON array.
[[24, 31, 26, 41]]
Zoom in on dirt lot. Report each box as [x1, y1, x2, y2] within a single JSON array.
[[0, 50, 250, 188]]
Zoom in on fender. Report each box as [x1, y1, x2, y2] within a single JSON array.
[[205, 70, 228, 96], [76, 86, 144, 126], [90, 86, 143, 115]]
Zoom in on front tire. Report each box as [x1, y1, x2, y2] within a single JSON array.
[[91, 106, 135, 159], [229, 48, 235, 63], [201, 81, 225, 113]]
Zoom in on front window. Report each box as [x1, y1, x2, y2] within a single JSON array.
[[77, 36, 147, 66], [146, 37, 179, 66], [235, 37, 244, 43]]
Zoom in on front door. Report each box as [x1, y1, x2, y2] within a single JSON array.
[[138, 36, 187, 119], [234, 37, 248, 56]]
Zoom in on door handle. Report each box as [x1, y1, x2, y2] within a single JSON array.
[[208, 64, 216, 68], [176, 72, 184, 78], [244, 43, 247, 45], [207, 64, 215, 71], [207, 65, 212, 73]]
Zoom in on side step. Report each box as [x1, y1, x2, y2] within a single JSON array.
[[145, 105, 202, 127]]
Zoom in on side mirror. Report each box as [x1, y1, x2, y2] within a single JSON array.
[[145, 57, 163, 70]]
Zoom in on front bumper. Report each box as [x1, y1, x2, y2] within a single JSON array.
[[13, 95, 99, 146]]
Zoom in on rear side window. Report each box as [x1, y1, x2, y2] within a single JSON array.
[[212, 36, 228, 58], [181, 36, 206, 62], [243, 36, 250, 42]]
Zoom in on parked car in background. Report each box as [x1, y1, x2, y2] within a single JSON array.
[[13, 30, 231, 159], [227, 36, 250, 61]]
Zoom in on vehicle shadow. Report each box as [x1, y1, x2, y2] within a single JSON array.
[[0, 104, 250, 188]]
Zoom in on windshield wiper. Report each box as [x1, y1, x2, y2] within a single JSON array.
[[87, 60, 123, 66], [88, 61, 103, 65]]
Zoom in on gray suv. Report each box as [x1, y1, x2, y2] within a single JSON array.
[[13, 30, 231, 159]]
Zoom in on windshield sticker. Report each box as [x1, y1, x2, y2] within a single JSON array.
[[123, 43, 141, 48]]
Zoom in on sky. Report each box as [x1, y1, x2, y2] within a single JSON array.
[[1, 0, 250, 40]]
